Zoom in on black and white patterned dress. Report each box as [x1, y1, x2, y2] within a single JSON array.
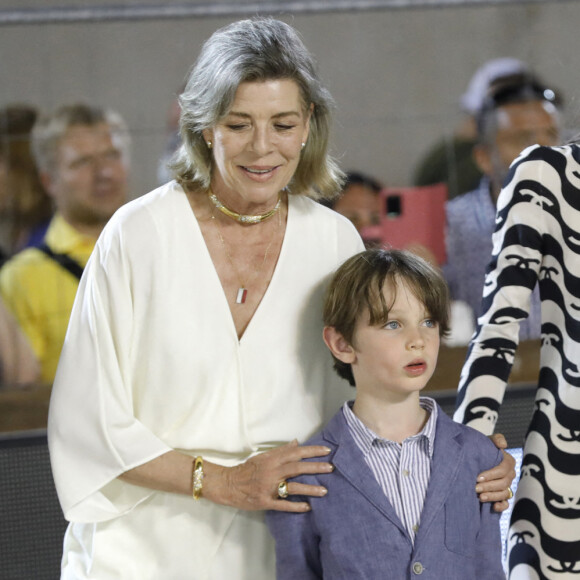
[[454, 143, 580, 579]]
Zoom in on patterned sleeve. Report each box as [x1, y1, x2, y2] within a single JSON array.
[[454, 145, 568, 434]]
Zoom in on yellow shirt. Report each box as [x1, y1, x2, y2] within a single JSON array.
[[0, 214, 96, 385]]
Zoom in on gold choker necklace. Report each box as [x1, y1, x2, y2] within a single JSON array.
[[210, 204, 281, 305], [208, 190, 282, 224]]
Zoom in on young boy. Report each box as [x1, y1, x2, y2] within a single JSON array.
[[266, 248, 504, 579]]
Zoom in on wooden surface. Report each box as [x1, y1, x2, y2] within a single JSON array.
[[0, 384, 52, 433], [427, 339, 541, 392], [0, 340, 542, 434]]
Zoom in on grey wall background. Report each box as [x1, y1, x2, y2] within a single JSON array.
[[1, 1, 579, 199]]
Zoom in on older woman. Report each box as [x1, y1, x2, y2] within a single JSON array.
[[48, 18, 513, 579]]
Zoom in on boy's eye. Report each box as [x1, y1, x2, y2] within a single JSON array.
[[423, 319, 438, 328], [385, 321, 400, 330]]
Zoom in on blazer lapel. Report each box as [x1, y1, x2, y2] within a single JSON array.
[[322, 411, 408, 537], [415, 411, 464, 539]]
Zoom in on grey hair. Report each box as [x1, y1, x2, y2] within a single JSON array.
[[31, 103, 131, 175], [169, 17, 343, 200]]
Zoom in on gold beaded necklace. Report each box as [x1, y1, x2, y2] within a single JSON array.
[[207, 190, 282, 224]]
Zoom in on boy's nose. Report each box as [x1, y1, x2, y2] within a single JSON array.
[[407, 332, 425, 350]]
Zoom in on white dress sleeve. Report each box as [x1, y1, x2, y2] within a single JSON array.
[[48, 209, 172, 522]]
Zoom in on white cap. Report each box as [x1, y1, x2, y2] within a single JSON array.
[[461, 57, 529, 114]]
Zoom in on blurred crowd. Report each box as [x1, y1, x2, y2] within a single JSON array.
[[0, 57, 566, 426]]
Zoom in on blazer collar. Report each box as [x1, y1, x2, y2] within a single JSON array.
[[321, 405, 467, 545], [321, 410, 409, 539], [413, 411, 465, 541]]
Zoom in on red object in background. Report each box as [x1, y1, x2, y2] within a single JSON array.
[[360, 183, 447, 265]]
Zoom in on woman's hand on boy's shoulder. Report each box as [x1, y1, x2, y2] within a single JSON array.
[[205, 440, 333, 513], [475, 433, 516, 513]]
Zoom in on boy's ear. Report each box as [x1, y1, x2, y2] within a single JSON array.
[[323, 326, 357, 364]]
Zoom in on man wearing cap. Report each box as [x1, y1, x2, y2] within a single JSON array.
[[442, 73, 561, 336], [413, 57, 529, 199]]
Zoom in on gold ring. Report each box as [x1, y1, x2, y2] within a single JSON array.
[[277, 480, 289, 499], [507, 488, 513, 500]]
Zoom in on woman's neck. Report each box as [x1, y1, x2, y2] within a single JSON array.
[[185, 185, 288, 339]]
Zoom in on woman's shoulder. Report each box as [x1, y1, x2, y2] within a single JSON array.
[[289, 195, 363, 253], [496, 144, 580, 213], [519, 142, 579, 160], [512, 143, 579, 179], [113, 181, 186, 223], [95, 181, 190, 262], [102, 182, 187, 236], [290, 194, 353, 225]]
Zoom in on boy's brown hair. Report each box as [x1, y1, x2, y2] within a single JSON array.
[[323, 248, 450, 386]]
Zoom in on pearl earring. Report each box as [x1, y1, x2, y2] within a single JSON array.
[[206, 141, 212, 149], [301, 142, 306, 149]]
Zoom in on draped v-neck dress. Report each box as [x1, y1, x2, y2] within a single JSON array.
[[48, 181, 364, 579]]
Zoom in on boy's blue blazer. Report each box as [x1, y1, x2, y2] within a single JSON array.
[[266, 404, 505, 579]]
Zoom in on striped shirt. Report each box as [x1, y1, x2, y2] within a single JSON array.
[[342, 397, 437, 543]]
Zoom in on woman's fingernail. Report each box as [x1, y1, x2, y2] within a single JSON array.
[[477, 475, 485, 482], [475, 485, 482, 493], [320, 487, 328, 496]]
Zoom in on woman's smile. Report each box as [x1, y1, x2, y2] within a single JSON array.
[[239, 164, 281, 181]]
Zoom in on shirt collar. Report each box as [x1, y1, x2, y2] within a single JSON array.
[[343, 397, 438, 458], [44, 213, 98, 255], [477, 176, 497, 211]]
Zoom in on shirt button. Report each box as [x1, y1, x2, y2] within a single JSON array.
[[403, 469, 410, 477], [412, 524, 419, 533], [412, 562, 424, 575]]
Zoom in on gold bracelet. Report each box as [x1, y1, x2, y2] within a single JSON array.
[[192, 456, 204, 500]]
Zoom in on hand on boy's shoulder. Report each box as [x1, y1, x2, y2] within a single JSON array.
[[296, 436, 335, 469]]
